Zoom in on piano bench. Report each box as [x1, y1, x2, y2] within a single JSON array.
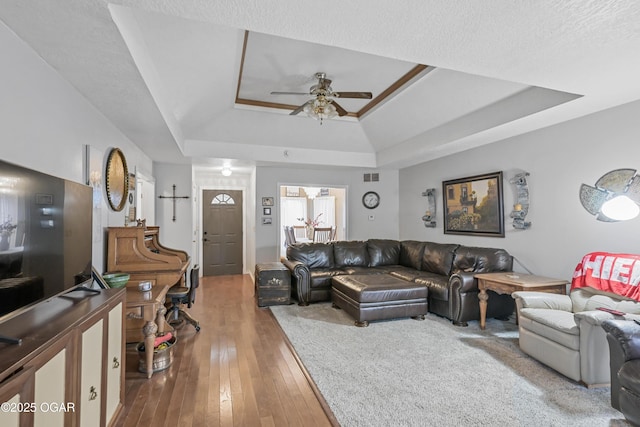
[[255, 263, 291, 307]]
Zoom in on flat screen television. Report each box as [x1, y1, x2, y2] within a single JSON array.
[[0, 160, 92, 321]]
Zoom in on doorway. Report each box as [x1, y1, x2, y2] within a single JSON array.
[[279, 185, 347, 257], [135, 171, 155, 225], [202, 189, 243, 276]]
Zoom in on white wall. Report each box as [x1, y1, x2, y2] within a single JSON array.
[[400, 99, 640, 281], [256, 166, 399, 263], [0, 20, 153, 273], [154, 163, 194, 255]]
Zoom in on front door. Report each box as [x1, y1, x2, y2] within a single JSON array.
[[202, 190, 243, 276]]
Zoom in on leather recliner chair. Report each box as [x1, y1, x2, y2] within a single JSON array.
[[512, 288, 640, 387], [602, 319, 640, 426]]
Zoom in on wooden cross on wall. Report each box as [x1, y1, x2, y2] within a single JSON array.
[[158, 184, 189, 222]]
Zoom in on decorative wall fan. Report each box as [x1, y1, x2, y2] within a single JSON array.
[[271, 72, 372, 123], [579, 168, 640, 221]]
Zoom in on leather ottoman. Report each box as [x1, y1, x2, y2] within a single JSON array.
[[331, 274, 428, 327]]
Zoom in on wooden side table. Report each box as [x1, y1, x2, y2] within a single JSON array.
[[125, 285, 169, 378], [475, 272, 568, 330]]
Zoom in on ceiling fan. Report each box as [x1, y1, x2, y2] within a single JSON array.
[[270, 72, 373, 122]]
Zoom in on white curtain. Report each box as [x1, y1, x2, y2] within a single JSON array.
[[313, 196, 335, 227], [280, 197, 307, 256], [281, 197, 307, 226]]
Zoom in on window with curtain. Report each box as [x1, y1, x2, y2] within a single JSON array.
[[313, 196, 335, 227], [280, 197, 308, 257], [281, 197, 307, 226]]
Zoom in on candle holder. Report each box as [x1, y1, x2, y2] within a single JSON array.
[[510, 172, 531, 229]]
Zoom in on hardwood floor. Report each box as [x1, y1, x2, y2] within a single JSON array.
[[114, 274, 337, 427]]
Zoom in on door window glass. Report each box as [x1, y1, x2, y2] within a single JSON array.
[[211, 193, 235, 205]]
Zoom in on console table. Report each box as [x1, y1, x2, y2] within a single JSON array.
[[475, 272, 568, 330]]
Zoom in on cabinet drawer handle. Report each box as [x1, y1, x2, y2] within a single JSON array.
[[89, 386, 98, 401], [113, 356, 120, 369]]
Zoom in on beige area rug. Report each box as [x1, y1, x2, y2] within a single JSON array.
[[270, 303, 630, 427]]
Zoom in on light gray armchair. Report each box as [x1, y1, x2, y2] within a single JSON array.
[[512, 288, 640, 387]]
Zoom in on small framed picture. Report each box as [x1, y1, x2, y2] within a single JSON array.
[[262, 197, 274, 207], [262, 217, 272, 225], [263, 207, 271, 215]]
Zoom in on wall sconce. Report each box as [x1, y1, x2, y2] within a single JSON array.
[[580, 168, 640, 221], [421, 188, 436, 228], [510, 172, 531, 229]]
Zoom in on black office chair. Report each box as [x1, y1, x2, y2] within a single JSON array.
[[165, 265, 201, 332]]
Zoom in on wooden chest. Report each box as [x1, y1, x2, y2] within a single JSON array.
[[255, 262, 291, 307]]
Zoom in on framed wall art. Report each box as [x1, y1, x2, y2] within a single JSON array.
[[442, 171, 505, 237]]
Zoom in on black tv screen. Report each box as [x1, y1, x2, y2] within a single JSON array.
[[0, 160, 92, 320]]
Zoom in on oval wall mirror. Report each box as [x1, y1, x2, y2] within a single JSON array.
[[105, 148, 129, 211]]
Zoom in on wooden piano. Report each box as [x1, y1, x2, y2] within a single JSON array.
[[106, 225, 190, 343], [106, 225, 190, 288]]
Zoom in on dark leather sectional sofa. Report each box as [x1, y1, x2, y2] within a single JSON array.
[[281, 239, 515, 326]]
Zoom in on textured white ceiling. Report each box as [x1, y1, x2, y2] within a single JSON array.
[[2, 0, 639, 170]]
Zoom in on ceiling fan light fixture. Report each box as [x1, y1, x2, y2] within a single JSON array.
[[601, 195, 640, 221], [273, 72, 372, 122], [303, 96, 337, 124]]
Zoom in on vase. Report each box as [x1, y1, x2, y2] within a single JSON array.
[[306, 226, 314, 239], [0, 233, 10, 251]]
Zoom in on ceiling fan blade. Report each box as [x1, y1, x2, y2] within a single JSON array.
[[332, 91, 373, 99], [271, 91, 309, 96], [332, 101, 348, 117], [289, 102, 309, 116]]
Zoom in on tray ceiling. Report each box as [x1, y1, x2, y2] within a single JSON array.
[[1, 1, 639, 170]]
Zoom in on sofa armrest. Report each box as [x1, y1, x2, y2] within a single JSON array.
[[512, 291, 572, 311], [449, 272, 478, 294], [280, 257, 299, 271], [575, 310, 640, 327], [280, 259, 310, 306], [602, 319, 640, 362]]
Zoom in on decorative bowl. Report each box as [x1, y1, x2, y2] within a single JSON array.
[[102, 272, 130, 288]]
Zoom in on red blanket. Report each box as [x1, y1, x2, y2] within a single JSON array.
[[571, 252, 640, 302]]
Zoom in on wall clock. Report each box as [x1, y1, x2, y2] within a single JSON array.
[[105, 148, 129, 212], [362, 191, 380, 209]]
